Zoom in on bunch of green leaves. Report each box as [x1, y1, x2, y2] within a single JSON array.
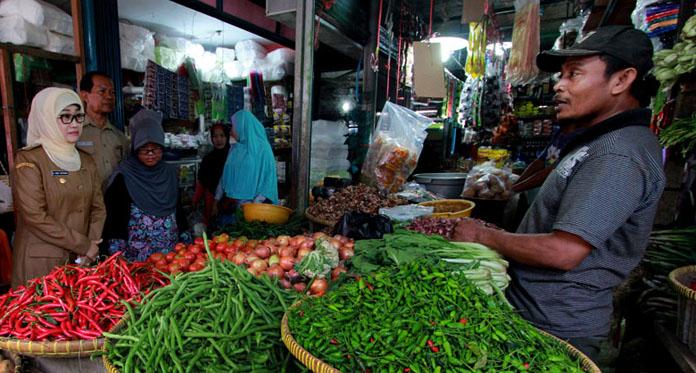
[[659, 115, 696, 156], [348, 229, 447, 273], [215, 210, 306, 239]]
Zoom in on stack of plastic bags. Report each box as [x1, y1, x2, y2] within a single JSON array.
[[310, 120, 350, 187], [0, 0, 74, 54], [119, 21, 155, 72]]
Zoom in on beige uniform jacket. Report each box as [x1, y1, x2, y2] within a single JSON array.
[[77, 116, 130, 191], [11, 145, 106, 287]]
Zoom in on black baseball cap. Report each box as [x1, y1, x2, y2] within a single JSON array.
[[536, 25, 654, 76]]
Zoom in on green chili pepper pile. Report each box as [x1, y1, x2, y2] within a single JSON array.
[[288, 261, 584, 372], [104, 244, 300, 372]]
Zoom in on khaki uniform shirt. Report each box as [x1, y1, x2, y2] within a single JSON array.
[[11, 145, 106, 287], [77, 116, 130, 191]]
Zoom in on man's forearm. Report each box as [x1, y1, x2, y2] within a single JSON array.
[[474, 228, 592, 271]]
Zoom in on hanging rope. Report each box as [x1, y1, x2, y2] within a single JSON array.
[[314, 1, 335, 48], [428, 0, 434, 38], [371, 0, 384, 72], [395, 5, 404, 103]]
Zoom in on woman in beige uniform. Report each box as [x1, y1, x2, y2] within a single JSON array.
[[11, 87, 106, 288]]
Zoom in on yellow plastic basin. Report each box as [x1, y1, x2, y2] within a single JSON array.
[[241, 203, 294, 224], [419, 199, 476, 218]]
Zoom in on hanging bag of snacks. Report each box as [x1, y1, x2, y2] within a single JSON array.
[[507, 0, 540, 84]]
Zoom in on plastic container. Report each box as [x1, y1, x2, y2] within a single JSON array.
[[241, 203, 293, 224], [412, 173, 468, 199]]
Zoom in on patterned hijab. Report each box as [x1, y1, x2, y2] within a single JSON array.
[[26, 88, 83, 171]]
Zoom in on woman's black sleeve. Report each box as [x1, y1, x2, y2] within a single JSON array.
[[175, 191, 189, 234], [102, 174, 132, 243]]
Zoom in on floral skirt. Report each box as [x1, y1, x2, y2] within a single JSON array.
[[109, 204, 179, 262]]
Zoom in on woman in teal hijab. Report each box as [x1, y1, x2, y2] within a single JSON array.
[[220, 110, 278, 206]]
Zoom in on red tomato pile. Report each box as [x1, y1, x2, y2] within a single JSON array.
[[146, 232, 355, 296]]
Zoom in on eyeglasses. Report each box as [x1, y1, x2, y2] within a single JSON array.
[[137, 147, 163, 156], [57, 113, 86, 124]]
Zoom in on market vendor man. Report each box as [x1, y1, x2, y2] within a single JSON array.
[[453, 26, 665, 362], [77, 71, 130, 191]]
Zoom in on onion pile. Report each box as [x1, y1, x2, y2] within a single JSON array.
[[405, 217, 501, 239], [223, 233, 353, 296], [307, 184, 407, 224]]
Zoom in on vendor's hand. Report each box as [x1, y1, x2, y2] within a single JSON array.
[[82, 239, 102, 264], [452, 220, 485, 243]]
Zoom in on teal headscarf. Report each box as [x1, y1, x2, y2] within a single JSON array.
[[221, 111, 278, 204]]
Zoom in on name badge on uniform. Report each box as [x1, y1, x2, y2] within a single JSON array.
[[51, 170, 69, 176], [77, 141, 93, 147]]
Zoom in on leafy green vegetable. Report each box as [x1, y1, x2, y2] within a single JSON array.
[[659, 114, 696, 156], [214, 210, 306, 239], [295, 239, 339, 279]]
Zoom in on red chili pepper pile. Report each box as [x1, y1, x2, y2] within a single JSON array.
[[0, 252, 168, 341]]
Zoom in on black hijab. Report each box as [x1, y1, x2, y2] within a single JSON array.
[[109, 110, 178, 217], [198, 124, 230, 193]]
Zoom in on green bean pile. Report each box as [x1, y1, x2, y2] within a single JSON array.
[[104, 257, 299, 372], [288, 261, 585, 372]]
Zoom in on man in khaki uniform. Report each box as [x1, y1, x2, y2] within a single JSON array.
[[77, 72, 130, 191]]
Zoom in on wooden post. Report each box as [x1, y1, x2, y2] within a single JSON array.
[[71, 0, 85, 82], [290, 0, 315, 211], [0, 48, 16, 169]]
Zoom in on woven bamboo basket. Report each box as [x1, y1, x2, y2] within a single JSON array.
[[282, 302, 601, 373], [669, 265, 696, 352], [102, 314, 130, 373], [304, 208, 336, 227], [0, 335, 104, 359], [0, 349, 22, 373], [419, 199, 475, 218]]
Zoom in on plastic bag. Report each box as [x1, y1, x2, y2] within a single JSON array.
[[507, 0, 540, 85], [45, 31, 74, 55], [235, 40, 267, 61], [461, 162, 519, 200], [119, 22, 154, 72], [361, 102, 432, 194], [553, 16, 586, 50], [0, 0, 72, 36], [0, 15, 48, 48], [332, 211, 393, 240], [379, 204, 434, 222]]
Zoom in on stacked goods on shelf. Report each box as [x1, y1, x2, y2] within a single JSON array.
[[225, 85, 245, 120], [143, 60, 194, 121]]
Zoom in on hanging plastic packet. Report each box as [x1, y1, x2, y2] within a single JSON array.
[[465, 22, 487, 79], [507, 0, 540, 84]]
